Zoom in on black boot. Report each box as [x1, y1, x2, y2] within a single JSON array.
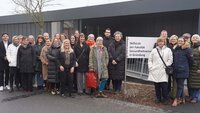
[[69, 93, 75, 98]]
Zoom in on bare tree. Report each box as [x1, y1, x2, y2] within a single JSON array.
[[12, 0, 56, 34]]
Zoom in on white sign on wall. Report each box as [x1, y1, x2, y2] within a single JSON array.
[[127, 37, 157, 58]]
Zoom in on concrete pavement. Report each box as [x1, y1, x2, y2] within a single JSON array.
[[0, 90, 169, 113]]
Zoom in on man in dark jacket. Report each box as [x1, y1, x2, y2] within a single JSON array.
[[102, 28, 114, 90], [0, 33, 11, 91], [103, 28, 113, 49]]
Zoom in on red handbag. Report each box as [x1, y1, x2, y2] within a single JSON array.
[[86, 71, 97, 88]]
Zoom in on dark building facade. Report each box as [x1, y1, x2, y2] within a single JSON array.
[[0, 0, 200, 39]]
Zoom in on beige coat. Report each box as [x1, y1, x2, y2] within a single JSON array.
[[89, 45, 109, 79], [40, 45, 49, 80]]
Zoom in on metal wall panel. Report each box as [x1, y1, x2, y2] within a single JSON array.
[[0, 22, 51, 41]]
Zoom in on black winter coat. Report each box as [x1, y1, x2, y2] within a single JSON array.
[[17, 44, 35, 73], [57, 51, 76, 69], [0, 41, 11, 71], [46, 45, 60, 83], [74, 42, 90, 73], [108, 40, 126, 80], [173, 44, 194, 79], [103, 36, 113, 49], [34, 44, 44, 72]]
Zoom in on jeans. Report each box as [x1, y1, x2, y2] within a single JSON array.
[[176, 78, 186, 98], [190, 88, 200, 100], [36, 72, 44, 87], [99, 79, 107, 92]]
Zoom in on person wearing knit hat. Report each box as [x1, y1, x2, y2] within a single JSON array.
[[86, 34, 96, 47]]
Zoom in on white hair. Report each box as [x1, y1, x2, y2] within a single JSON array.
[[12, 35, 18, 42], [96, 37, 103, 41], [88, 34, 95, 38]]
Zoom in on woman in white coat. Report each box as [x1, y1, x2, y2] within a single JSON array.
[[6, 36, 20, 92], [148, 37, 173, 104]]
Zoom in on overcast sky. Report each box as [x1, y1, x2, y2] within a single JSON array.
[[0, 0, 132, 16]]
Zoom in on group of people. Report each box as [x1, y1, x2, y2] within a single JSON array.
[[148, 30, 200, 106], [0, 28, 125, 98], [3, 27, 198, 106]]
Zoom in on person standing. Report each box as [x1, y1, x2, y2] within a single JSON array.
[[153, 30, 169, 48], [40, 39, 51, 90], [188, 34, 200, 103], [6, 36, 20, 92], [74, 33, 90, 95], [17, 36, 35, 92], [86, 34, 96, 47], [70, 35, 77, 92], [74, 30, 80, 43], [103, 28, 113, 90], [148, 37, 173, 104], [43, 32, 50, 42], [15, 35, 23, 90], [47, 37, 61, 95], [57, 39, 76, 97], [108, 31, 125, 93], [70, 35, 76, 49], [89, 37, 109, 97], [172, 37, 194, 106], [60, 33, 67, 42], [28, 35, 35, 46], [0, 33, 11, 91], [168, 35, 178, 99], [34, 35, 45, 90]]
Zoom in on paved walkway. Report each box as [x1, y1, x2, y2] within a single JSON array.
[[0, 90, 167, 113]]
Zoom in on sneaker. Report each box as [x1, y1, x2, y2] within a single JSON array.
[[51, 90, 56, 95], [0, 86, 3, 91], [69, 93, 75, 98], [191, 99, 198, 104], [100, 92, 108, 98], [56, 90, 60, 95], [6, 85, 10, 90], [61, 94, 66, 97], [96, 93, 102, 98]]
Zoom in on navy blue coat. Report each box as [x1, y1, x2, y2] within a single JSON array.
[[173, 45, 194, 78]]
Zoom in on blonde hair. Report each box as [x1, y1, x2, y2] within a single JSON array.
[[61, 39, 74, 53], [156, 37, 165, 45], [12, 35, 18, 42], [170, 35, 178, 41]]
